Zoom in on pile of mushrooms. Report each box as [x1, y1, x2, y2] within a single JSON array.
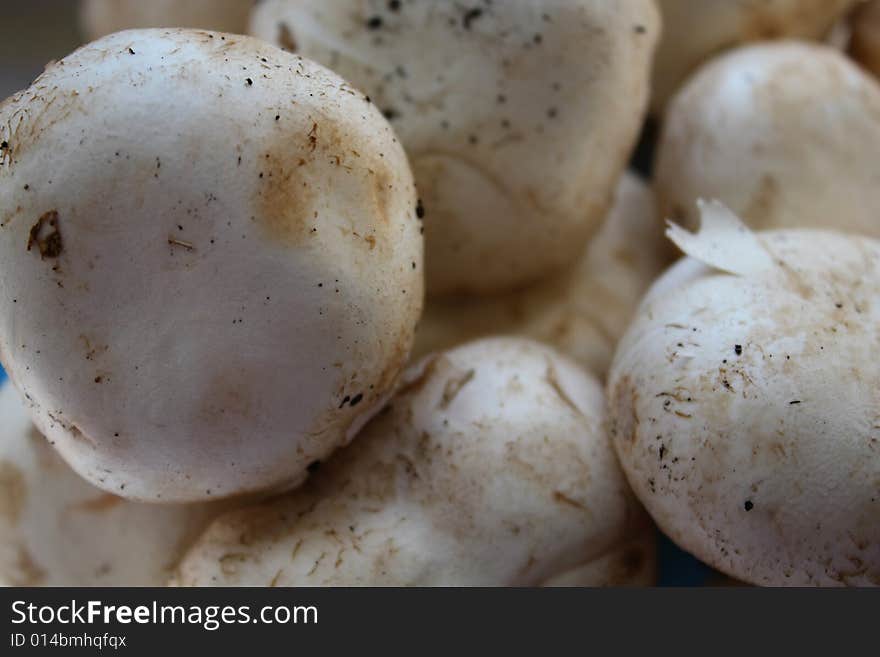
[[0, 0, 878, 587]]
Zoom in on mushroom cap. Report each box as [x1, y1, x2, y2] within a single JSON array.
[[0, 382, 237, 585], [608, 203, 880, 586], [250, 0, 660, 296], [651, 0, 856, 114], [412, 172, 668, 378], [80, 0, 254, 40], [655, 41, 880, 239], [849, 0, 880, 78], [0, 29, 423, 503], [174, 337, 650, 586]]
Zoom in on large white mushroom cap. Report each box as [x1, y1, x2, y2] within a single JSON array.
[[412, 172, 667, 378], [80, 0, 254, 40], [0, 29, 423, 503], [0, 382, 237, 586], [608, 202, 880, 586], [651, 0, 857, 114], [174, 338, 653, 586], [251, 0, 660, 296], [655, 41, 880, 239]]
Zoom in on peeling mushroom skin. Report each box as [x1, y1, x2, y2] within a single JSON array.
[[651, 0, 857, 114], [0, 30, 423, 503], [656, 41, 880, 239], [608, 203, 880, 586], [250, 0, 660, 296], [850, 1, 880, 79], [173, 338, 650, 586], [0, 383, 236, 586], [80, 0, 254, 40], [412, 173, 668, 378]]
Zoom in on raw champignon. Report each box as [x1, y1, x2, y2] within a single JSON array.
[[412, 172, 667, 379], [173, 338, 654, 587], [250, 0, 660, 296], [608, 202, 880, 586], [0, 29, 423, 503], [655, 41, 880, 240]]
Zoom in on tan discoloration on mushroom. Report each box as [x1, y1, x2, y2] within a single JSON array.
[[174, 338, 652, 587], [0, 461, 26, 523], [251, 0, 660, 296], [0, 30, 422, 503], [608, 203, 880, 586]]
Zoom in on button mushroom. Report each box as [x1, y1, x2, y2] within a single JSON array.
[[651, 0, 857, 114], [173, 338, 654, 586], [80, 0, 254, 40], [250, 0, 660, 296], [0, 29, 423, 503], [412, 172, 668, 378], [655, 41, 880, 240], [608, 202, 880, 586], [0, 382, 240, 586]]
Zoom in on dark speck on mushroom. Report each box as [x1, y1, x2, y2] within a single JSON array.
[[463, 8, 484, 30], [245, 77, 253, 86], [415, 199, 425, 219], [744, 500, 754, 511], [366, 16, 384, 30], [734, 344, 743, 356]]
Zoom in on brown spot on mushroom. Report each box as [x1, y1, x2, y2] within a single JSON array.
[[7, 545, 46, 586], [439, 369, 475, 409], [0, 461, 27, 523], [70, 493, 124, 513], [254, 150, 314, 246], [610, 376, 640, 453], [26, 210, 63, 259], [545, 363, 582, 417], [277, 22, 298, 52], [552, 490, 587, 511]]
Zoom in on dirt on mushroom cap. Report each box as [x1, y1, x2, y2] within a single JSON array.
[[0, 29, 423, 503], [608, 204, 880, 586], [173, 337, 652, 587], [251, 0, 661, 296]]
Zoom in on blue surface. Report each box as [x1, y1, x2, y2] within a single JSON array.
[[657, 532, 714, 587], [0, 364, 5, 385]]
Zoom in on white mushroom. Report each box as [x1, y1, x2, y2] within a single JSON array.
[[412, 172, 667, 378], [250, 0, 660, 296], [0, 29, 423, 503], [655, 41, 880, 240], [174, 338, 654, 587], [80, 0, 254, 40], [608, 202, 880, 586], [0, 382, 237, 586], [651, 0, 857, 114]]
